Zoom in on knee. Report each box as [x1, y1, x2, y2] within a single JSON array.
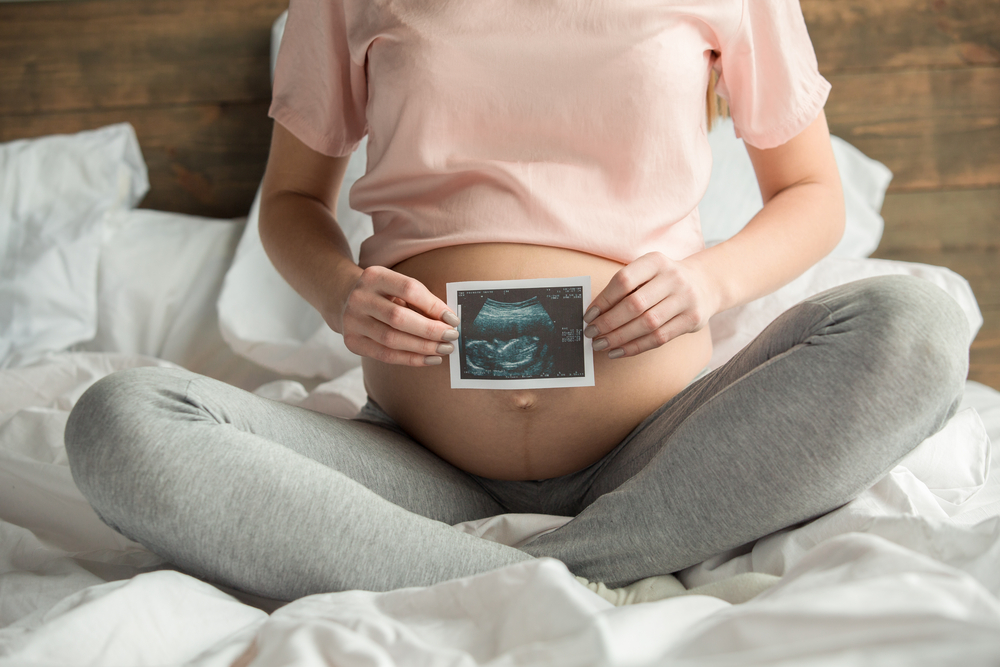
[[64, 365, 189, 508], [862, 275, 968, 374], [825, 275, 970, 408]]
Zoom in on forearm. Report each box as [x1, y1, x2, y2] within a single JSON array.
[[259, 189, 363, 333], [685, 177, 845, 314], [258, 123, 455, 366]]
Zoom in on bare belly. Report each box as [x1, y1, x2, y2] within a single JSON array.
[[363, 243, 713, 480]]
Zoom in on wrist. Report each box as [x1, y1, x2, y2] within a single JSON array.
[[681, 251, 729, 319], [324, 261, 364, 334]]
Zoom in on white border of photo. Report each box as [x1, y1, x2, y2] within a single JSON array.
[[447, 276, 594, 389]]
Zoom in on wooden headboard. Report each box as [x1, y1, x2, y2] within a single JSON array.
[[1, 0, 997, 389], [0, 0, 288, 218]]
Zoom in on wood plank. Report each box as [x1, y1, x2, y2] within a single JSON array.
[[803, 0, 1000, 73], [825, 67, 1000, 191], [878, 188, 1000, 251], [0, 0, 288, 116], [0, 103, 274, 219], [969, 326, 1000, 391]]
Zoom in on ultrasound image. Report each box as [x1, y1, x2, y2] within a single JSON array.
[[457, 286, 585, 381], [465, 297, 556, 376]]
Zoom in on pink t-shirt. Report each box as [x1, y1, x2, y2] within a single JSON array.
[[270, 0, 831, 269]]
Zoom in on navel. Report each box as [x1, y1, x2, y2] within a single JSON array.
[[509, 390, 538, 411]]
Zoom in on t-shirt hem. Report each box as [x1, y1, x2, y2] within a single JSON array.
[[359, 234, 705, 271], [269, 103, 363, 158]]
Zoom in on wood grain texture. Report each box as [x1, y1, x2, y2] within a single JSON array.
[[0, 0, 287, 217], [0, 0, 288, 116], [879, 188, 1000, 251], [824, 67, 1000, 192], [0, 102, 274, 219], [875, 188, 1000, 389], [803, 0, 1000, 73]]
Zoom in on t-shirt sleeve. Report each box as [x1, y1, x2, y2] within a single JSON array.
[[714, 0, 831, 149], [269, 0, 368, 157]]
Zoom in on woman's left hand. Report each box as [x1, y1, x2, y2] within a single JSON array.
[[583, 252, 719, 359]]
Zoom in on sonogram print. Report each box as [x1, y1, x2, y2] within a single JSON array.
[[457, 286, 585, 381], [447, 276, 594, 389]]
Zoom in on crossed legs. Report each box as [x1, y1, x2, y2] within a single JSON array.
[[65, 275, 969, 598]]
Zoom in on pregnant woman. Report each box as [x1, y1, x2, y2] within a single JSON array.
[[65, 0, 970, 602]]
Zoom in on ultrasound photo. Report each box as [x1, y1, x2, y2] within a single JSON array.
[[446, 277, 595, 389]]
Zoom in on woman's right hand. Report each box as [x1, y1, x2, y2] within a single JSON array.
[[336, 265, 460, 367], [258, 123, 457, 367]]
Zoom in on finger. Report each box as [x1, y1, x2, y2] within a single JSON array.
[[372, 267, 458, 325], [365, 294, 461, 343], [347, 335, 446, 367], [585, 275, 672, 340], [584, 254, 661, 324], [592, 295, 685, 351], [603, 314, 696, 359], [355, 316, 457, 357], [348, 276, 457, 342]]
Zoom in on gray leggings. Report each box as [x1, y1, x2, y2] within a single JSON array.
[[65, 276, 969, 599]]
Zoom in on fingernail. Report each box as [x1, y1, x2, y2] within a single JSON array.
[[584, 307, 600, 323], [592, 338, 609, 352], [436, 343, 454, 355], [442, 311, 460, 327], [424, 356, 443, 365], [441, 328, 459, 342], [608, 349, 625, 359], [584, 325, 599, 338]]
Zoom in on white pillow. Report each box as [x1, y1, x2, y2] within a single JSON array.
[[0, 124, 148, 369], [217, 161, 370, 379], [216, 10, 369, 379], [270, 10, 288, 87], [700, 117, 892, 258], [77, 208, 280, 390], [85, 208, 244, 362], [707, 256, 982, 371]]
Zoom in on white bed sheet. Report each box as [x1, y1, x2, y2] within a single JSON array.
[[0, 351, 999, 666], [1, 284, 998, 664]]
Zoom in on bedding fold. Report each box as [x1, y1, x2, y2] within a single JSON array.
[[0, 352, 998, 666]]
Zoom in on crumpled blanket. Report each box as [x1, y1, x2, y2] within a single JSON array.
[[1, 353, 999, 666]]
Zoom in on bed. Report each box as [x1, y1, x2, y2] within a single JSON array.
[[2, 4, 1000, 666]]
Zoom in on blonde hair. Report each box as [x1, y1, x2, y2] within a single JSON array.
[[706, 69, 730, 132]]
